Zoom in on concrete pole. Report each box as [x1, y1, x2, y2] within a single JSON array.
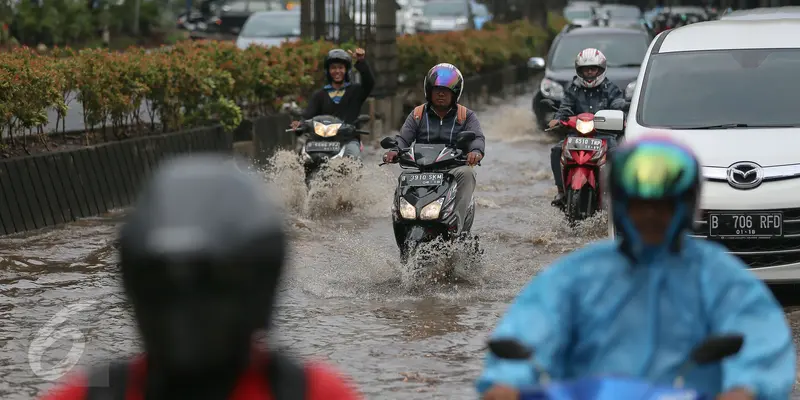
[[133, 0, 141, 35]]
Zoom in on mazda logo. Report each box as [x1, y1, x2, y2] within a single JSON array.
[[726, 162, 764, 189]]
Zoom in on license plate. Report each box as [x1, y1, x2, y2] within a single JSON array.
[[708, 212, 783, 239], [566, 137, 603, 152], [400, 173, 444, 187], [306, 141, 341, 152]]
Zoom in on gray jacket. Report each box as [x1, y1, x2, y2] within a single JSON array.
[[396, 104, 486, 155]]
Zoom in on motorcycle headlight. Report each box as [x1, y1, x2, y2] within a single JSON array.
[[540, 78, 564, 100], [399, 198, 416, 219], [420, 198, 445, 220], [625, 81, 636, 101], [576, 119, 594, 134], [313, 122, 341, 138]]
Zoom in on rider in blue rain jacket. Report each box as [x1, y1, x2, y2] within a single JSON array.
[[476, 136, 795, 400]]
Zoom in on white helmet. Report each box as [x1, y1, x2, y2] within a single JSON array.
[[575, 48, 608, 88]]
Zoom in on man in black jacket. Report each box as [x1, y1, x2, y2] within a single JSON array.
[[548, 48, 625, 207], [291, 48, 374, 160]]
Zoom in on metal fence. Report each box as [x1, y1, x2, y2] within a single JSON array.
[[300, 0, 397, 97]]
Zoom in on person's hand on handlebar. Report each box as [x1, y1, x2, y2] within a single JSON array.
[[482, 385, 519, 400], [548, 120, 561, 129], [467, 151, 483, 166], [383, 151, 399, 163], [290, 120, 302, 129]]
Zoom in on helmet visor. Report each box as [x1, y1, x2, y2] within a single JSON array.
[[429, 66, 461, 92], [613, 141, 698, 200]]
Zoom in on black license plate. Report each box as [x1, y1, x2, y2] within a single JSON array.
[[400, 173, 444, 187], [708, 212, 783, 239], [306, 141, 341, 152], [566, 137, 603, 152]]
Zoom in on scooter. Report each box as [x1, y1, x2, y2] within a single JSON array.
[[379, 131, 480, 265], [286, 114, 370, 185], [541, 99, 620, 224], [486, 334, 744, 400]]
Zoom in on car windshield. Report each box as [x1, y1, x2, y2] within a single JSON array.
[[550, 34, 649, 69], [638, 49, 800, 128], [423, 1, 466, 16], [600, 6, 641, 18], [240, 13, 300, 36], [564, 8, 594, 19], [225, 0, 274, 12]]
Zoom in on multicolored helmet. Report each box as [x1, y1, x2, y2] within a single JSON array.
[[424, 63, 464, 104], [608, 135, 701, 255]]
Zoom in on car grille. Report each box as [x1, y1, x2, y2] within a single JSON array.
[[690, 208, 800, 268]]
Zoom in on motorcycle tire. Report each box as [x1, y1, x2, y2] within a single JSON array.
[[566, 186, 597, 225]]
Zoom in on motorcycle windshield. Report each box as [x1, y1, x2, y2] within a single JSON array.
[[411, 144, 449, 167], [532, 377, 700, 400]]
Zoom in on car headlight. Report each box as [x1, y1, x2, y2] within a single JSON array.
[[625, 81, 636, 101], [540, 78, 564, 100], [420, 198, 444, 220], [399, 198, 416, 219], [575, 119, 594, 134], [313, 121, 341, 137]]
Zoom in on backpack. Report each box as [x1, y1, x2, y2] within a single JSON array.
[[413, 104, 468, 125], [85, 351, 306, 400]]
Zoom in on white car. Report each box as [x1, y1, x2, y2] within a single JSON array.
[[605, 19, 800, 284]]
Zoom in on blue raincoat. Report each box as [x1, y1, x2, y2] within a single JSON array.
[[476, 238, 795, 399]]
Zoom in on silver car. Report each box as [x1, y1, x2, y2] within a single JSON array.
[[235, 10, 300, 49]]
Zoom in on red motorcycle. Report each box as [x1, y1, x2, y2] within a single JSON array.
[[542, 104, 625, 223]]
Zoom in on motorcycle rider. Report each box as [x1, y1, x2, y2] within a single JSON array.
[[291, 48, 375, 160], [383, 63, 485, 215], [477, 136, 795, 400], [41, 155, 362, 400], [548, 48, 626, 208]]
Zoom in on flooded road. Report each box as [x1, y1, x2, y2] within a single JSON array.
[[1, 97, 798, 399]]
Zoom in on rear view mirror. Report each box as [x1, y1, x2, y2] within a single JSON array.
[[380, 137, 398, 149], [690, 335, 744, 365], [594, 110, 625, 132], [455, 131, 476, 149], [487, 338, 534, 361], [527, 57, 545, 70], [356, 114, 371, 124]]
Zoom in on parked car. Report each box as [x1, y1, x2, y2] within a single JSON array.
[[597, 4, 644, 28], [208, 0, 283, 35], [613, 19, 800, 284], [564, 2, 599, 26], [416, 0, 472, 33], [529, 25, 650, 130], [235, 10, 300, 49]]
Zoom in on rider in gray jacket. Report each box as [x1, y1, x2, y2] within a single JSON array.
[[549, 48, 626, 207], [383, 63, 485, 216]]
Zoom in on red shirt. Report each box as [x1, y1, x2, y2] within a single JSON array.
[[39, 354, 362, 400]]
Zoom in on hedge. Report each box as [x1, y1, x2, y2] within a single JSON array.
[[0, 19, 563, 152]]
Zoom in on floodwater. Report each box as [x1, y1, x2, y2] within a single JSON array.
[[1, 97, 799, 399]]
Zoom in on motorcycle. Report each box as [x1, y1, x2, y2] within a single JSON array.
[[541, 99, 623, 224], [286, 114, 371, 185], [486, 334, 744, 400], [379, 131, 480, 265]]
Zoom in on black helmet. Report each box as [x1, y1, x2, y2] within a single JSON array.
[[424, 63, 464, 105], [324, 48, 352, 83], [119, 154, 286, 374]]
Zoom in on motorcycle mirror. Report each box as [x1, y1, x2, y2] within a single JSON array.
[[689, 335, 744, 365], [540, 98, 557, 111], [487, 338, 534, 361], [357, 114, 371, 124], [455, 131, 476, 149], [380, 137, 398, 149]]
